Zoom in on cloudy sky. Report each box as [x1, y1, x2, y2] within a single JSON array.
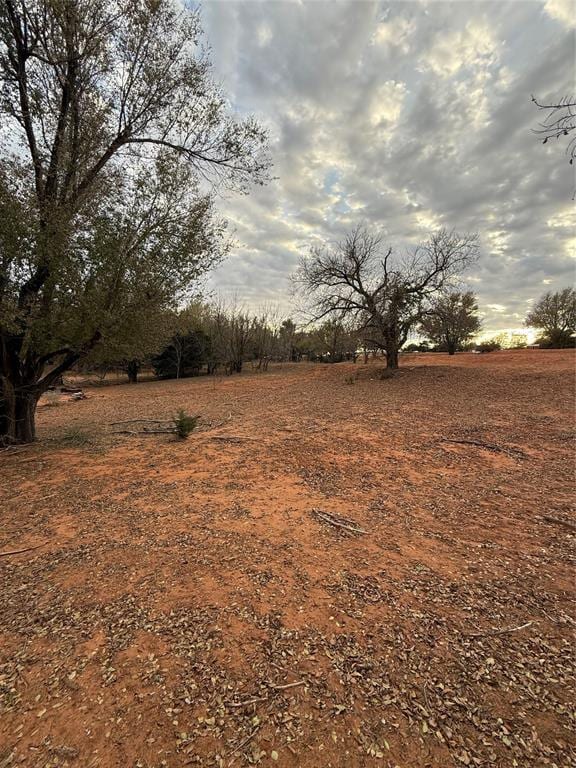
[[201, 0, 575, 334]]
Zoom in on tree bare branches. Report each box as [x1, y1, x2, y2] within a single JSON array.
[[532, 95, 576, 164], [297, 225, 479, 369]]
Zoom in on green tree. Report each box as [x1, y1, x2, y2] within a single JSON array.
[[420, 291, 482, 355], [525, 288, 576, 348], [0, 0, 269, 442]]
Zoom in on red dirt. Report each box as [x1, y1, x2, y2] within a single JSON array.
[[1, 350, 574, 768]]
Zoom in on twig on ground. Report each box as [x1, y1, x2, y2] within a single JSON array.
[[441, 438, 525, 458], [312, 509, 367, 535], [542, 515, 576, 533], [0, 445, 31, 455], [0, 541, 48, 558], [112, 429, 175, 436], [268, 679, 307, 690], [463, 621, 534, 638], [226, 726, 260, 759], [110, 419, 172, 425]]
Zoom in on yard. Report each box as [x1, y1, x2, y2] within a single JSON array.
[[1, 350, 574, 767]]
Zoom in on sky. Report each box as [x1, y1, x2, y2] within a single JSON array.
[[201, 0, 575, 335]]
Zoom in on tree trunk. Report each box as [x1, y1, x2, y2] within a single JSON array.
[[0, 378, 40, 444], [1, 330, 99, 444], [127, 360, 140, 383], [386, 345, 399, 369]]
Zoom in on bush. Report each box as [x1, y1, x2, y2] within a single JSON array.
[[476, 339, 501, 353], [173, 410, 199, 439], [535, 331, 576, 349]]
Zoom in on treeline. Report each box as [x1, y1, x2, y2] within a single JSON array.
[[84, 305, 361, 383], [84, 284, 576, 383]]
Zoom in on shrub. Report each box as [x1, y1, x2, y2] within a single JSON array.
[[403, 342, 429, 353], [173, 410, 199, 439], [535, 331, 576, 349], [476, 339, 501, 353], [57, 427, 94, 447]]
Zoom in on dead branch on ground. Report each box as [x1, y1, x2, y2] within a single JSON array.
[[0, 542, 49, 558], [311, 509, 367, 534], [441, 438, 526, 458], [463, 621, 534, 638]]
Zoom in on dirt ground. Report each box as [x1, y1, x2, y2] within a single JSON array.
[[1, 350, 574, 768]]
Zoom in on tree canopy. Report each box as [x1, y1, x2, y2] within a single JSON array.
[[0, 0, 270, 442], [420, 291, 482, 355], [525, 288, 576, 348]]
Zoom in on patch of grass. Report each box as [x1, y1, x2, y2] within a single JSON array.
[[44, 390, 61, 407], [173, 410, 199, 439], [56, 426, 95, 447]]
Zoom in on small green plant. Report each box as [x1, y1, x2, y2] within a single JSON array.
[[344, 374, 355, 385], [57, 426, 93, 447], [173, 410, 199, 439]]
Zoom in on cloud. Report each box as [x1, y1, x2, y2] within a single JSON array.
[[544, 0, 576, 28], [201, 0, 575, 329]]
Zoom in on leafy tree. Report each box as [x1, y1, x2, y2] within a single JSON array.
[[0, 0, 269, 443], [310, 320, 359, 362], [525, 288, 576, 348], [153, 330, 211, 379], [297, 225, 478, 369], [420, 291, 482, 355]]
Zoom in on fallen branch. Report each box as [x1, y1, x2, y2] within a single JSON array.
[[0, 444, 31, 455], [112, 429, 175, 436], [463, 621, 534, 638], [268, 680, 307, 691], [542, 515, 576, 533], [312, 509, 367, 535], [441, 438, 525, 458], [0, 541, 48, 558], [110, 419, 172, 425]]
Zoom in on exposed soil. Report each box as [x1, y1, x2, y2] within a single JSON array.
[[1, 350, 574, 768]]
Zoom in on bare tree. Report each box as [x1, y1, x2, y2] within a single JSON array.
[[532, 95, 576, 164], [420, 291, 482, 355], [297, 226, 479, 369]]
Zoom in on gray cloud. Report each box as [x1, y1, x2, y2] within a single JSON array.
[[202, 0, 575, 333]]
